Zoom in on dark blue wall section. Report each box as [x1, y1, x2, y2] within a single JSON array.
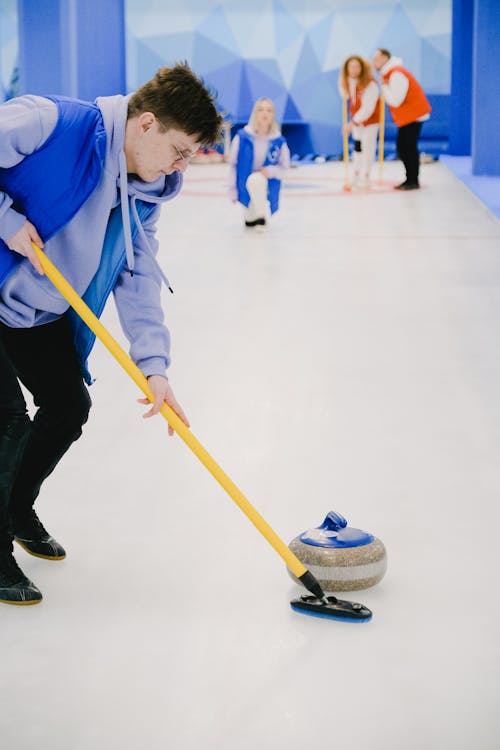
[[18, 0, 63, 94], [18, 0, 126, 100], [71, 0, 126, 100], [449, 0, 473, 155], [471, 0, 500, 175]]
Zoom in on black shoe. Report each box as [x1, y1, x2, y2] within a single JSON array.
[[14, 510, 66, 560], [245, 217, 266, 227], [394, 181, 408, 190], [395, 181, 420, 191], [0, 551, 42, 605]]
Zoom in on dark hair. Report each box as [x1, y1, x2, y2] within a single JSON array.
[[377, 48, 391, 59], [128, 62, 223, 147]]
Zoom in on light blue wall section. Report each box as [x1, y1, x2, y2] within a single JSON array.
[[125, 0, 452, 156], [0, 0, 18, 98]]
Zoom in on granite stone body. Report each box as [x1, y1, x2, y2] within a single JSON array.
[[288, 511, 387, 592]]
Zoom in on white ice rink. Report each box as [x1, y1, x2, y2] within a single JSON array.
[[2, 159, 500, 749]]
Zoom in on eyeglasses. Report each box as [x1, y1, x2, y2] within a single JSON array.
[[171, 142, 197, 163], [153, 116, 197, 163]]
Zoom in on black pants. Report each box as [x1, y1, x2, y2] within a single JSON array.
[[396, 121, 423, 185], [0, 317, 91, 551]]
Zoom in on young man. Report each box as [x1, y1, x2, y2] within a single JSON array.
[[372, 48, 431, 190], [0, 63, 222, 605]]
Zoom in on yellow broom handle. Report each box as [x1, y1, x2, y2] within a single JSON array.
[[32, 243, 308, 579], [378, 92, 385, 183], [342, 91, 349, 183]]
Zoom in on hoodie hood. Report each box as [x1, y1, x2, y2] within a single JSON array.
[[381, 56, 403, 75], [97, 94, 182, 284], [243, 123, 281, 139]]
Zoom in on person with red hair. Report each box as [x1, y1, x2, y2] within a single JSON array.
[[338, 55, 380, 188]]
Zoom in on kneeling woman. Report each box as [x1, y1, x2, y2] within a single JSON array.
[[229, 98, 290, 229]]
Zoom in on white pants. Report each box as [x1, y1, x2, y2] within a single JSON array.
[[242, 172, 270, 222], [352, 123, 379, 182]]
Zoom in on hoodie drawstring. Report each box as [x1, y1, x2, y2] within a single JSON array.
[[118, 150, 173, 293], [130, 195, 174, 293], [119, 151, 135, 277]]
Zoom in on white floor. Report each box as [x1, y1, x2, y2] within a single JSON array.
[[3, 160, 500, 749]]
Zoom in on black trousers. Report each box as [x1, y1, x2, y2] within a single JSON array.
[[0, 317, 91, 551], [396, 121, 423, 185]]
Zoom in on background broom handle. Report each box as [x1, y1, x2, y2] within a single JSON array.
[[32, 243, 309, 579], [378, 92, 385, 185], [342, 91, 349, 188]]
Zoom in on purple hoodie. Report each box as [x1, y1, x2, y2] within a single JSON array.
[[0, 93, 182, 378]]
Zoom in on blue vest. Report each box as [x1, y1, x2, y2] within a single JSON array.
[[0, 95, 158, 384], [236, 129, 286, 214], [0, 95, 107, 287], [69, 199, 156, 384]]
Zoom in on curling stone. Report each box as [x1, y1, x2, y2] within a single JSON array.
[[288, 511, 387, 592]]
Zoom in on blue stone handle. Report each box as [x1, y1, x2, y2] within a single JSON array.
[[320, 511, 348, 532]]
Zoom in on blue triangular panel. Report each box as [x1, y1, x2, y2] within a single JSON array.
[[324, 68, 341, 91], [323, 14, 369, 70], [283, 95, 302, 122], [307, 12, 334, 69], [290, 36, 321, 89], [291, 78, 342, 132], [197, 6, 240, 55], [335, 8, 389, 56], [278, 34, 305, 87], [226, 4, 276, 56], [236, 63, 254, 121], [401, 0, 450, 37], [206, 61, 243, 119], [138, 32, 195, 67], [376, 5, 419, 57], [245, 62, 284, 103], [272, 90, 289, 122], [420, 38, 450, 93], [273, 0, 304, 54], [248, 57, 284, 87], [134, 39, 167, 87], [390, 38, 421, 80], [423, 32, 451, 60], [298, 77, 337, 124], [192, 33, 239, 74]]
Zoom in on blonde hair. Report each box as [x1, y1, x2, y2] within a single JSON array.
[[338, 56, 374, 96], [248, 98, 281, 135]]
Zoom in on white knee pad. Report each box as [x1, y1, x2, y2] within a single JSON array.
[[244, 171, 269, 221]]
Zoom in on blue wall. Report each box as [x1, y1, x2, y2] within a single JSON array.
[[449, 0, 473, 155], [0, 0, 18, 98], [471, 0, 500, 175], [125, 0, 452, 157], [5, 0, 498, 172], [16, 0, 125, 100]]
